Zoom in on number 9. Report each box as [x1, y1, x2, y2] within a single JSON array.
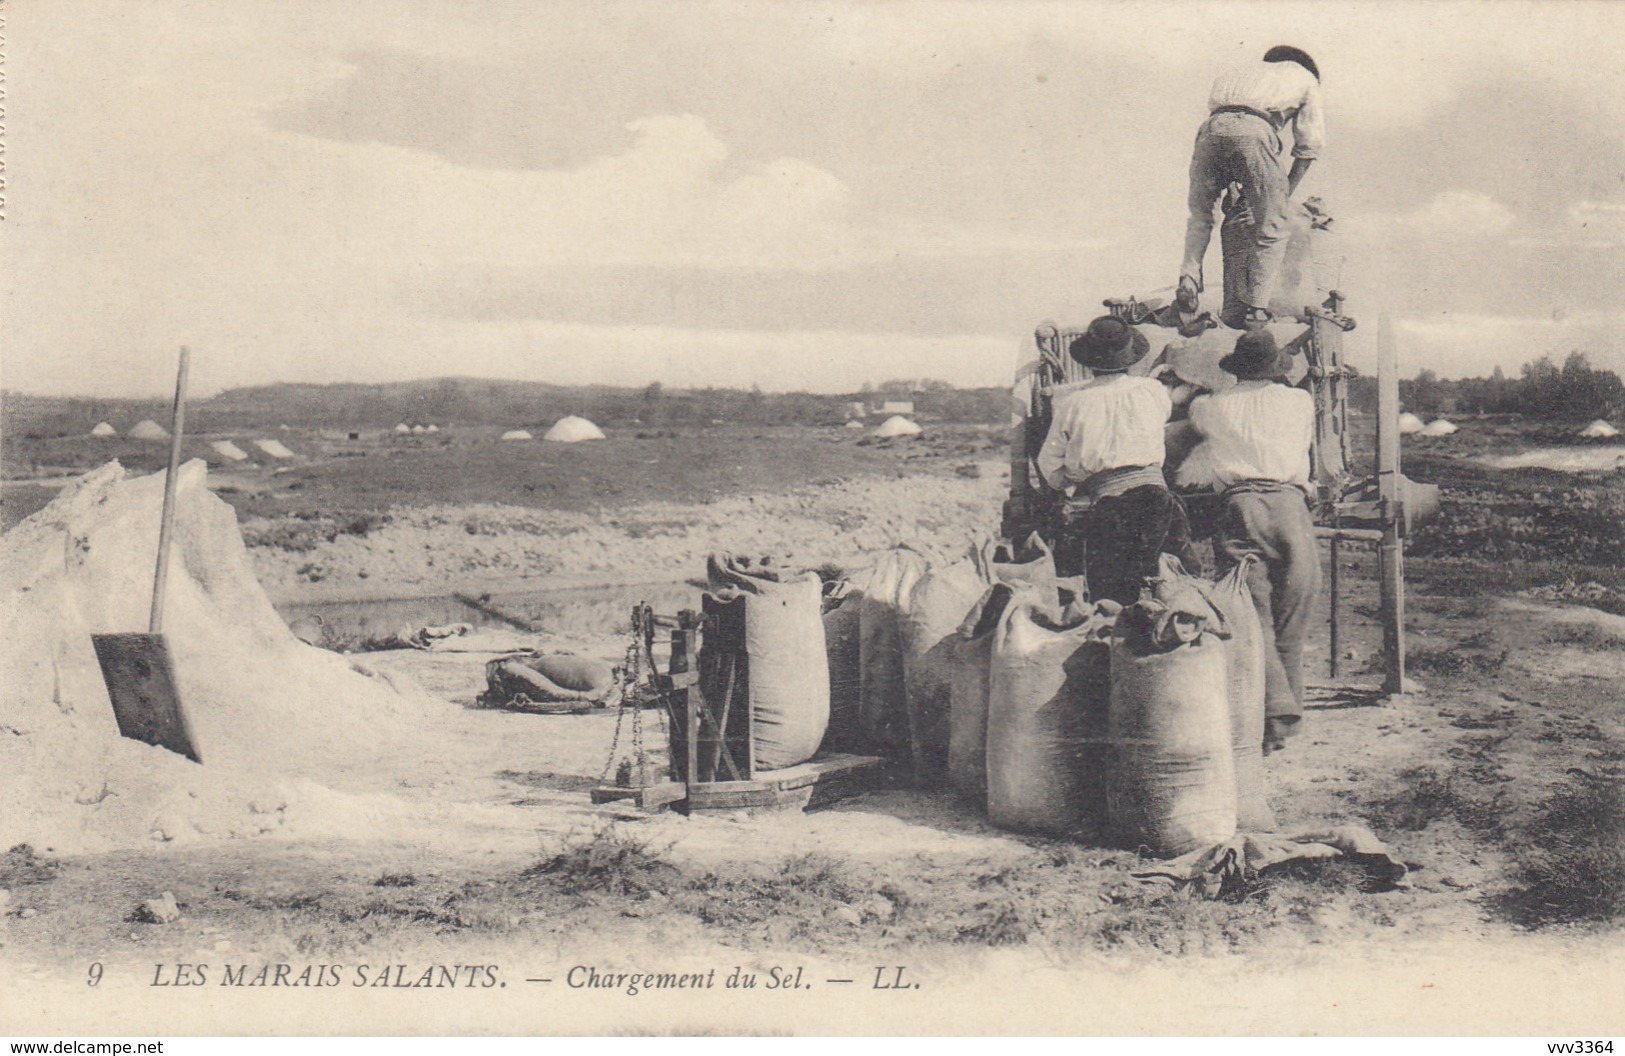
[[87, 962, 103, 987]]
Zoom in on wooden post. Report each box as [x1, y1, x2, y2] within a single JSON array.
[[149, 347, 190, 635], [1328, 531, 1340, 679], [674, 611, 700, 786], [1376, 315, 1406, 696]]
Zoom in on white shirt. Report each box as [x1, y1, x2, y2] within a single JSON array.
[[1208, 60, 1325, 160], [1187, 381, 1315, 489], [1036, 374, 1172, 489]]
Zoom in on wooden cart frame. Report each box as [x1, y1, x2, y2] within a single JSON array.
[[1014, 288, 1412, 699]]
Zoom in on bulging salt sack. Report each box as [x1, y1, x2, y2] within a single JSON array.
[[705, 554, 829, 770], [1190, 557, 1276, 831], [986, 599, 1114, 836], [1107, 606, 1237, 856], [820, 576, 868, 754], [947, 582, 1015, 804], [856, 548, 931, 755], [902, 553, 991, 787]]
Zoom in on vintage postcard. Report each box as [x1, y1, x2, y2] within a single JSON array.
[[2, 0, 1623, 1040]]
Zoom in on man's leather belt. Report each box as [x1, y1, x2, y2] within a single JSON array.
[[1212, 104, 1274, 123]]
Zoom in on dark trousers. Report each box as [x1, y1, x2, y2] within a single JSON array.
[[1214, 488, 1322, 729], [1054, 485, 1198, 606]]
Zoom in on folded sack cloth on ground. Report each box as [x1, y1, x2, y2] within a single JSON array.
[[1130, 824, 1409, 899]]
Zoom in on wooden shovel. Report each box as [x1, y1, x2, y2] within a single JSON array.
[[92, 347, 202, 763]]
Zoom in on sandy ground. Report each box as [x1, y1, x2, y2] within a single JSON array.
[[3, 426, 1624, 1036], [242, 459, 1013, 604]]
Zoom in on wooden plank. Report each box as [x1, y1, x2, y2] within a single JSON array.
[[681, 754, 886, 814], [1376, 314, 1407, 696], [590, 780, 687, 809], [1314, 526, 1384, 542]]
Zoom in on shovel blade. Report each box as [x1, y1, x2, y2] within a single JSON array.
[[91, 633, 202, 763]]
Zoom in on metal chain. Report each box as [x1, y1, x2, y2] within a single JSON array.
[[596, 610, 644, 786], [598, 606, 672, 789]]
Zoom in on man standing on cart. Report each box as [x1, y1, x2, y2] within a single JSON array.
[[1177, 45, 1324, 330]]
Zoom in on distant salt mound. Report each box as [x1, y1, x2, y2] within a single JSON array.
[[210, 440, 249, 462], [426, 424, 440, 434], [1580, 419, 1620, 439], [1397, 413, 1425, 436], [501, 429, 533, 442], [411, 424, 427, 435], [90, 422, 117, 438], [129, 419, 169, 442], [872, 416, 923, 439], [0, 461, 437, 852], [544, 416, 606, 443], [394, 423, 411, 435], [1420, 419, 1458, 437], [844, 420, 866, 430], [254, 438, 294, 459]]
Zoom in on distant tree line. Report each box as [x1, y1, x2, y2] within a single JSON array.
[[2, 377, 1012, 438], [1349, 352, 1624, 422]]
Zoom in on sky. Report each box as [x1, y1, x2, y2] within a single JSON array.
[[2, 0, 1623, 397]]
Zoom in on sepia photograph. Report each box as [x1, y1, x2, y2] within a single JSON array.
[[1, 0, 1622, 1040]]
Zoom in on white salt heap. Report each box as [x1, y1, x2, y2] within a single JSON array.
[[0, 461, 441, 852]]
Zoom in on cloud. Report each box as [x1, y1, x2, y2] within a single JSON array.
[[1567, 200, 1625, 241], [1352, 190, 1517, 241]]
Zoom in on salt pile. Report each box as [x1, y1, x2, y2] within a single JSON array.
[[129, 419, 170, 442], [872, 416, 923, 439], [1398, 412, 1425, 435], [543, 416, 606, 443], [210, 440, 249, 462], [254, 438, 295, 459], [1580, 419, 1620, 439], [501, 429, 533, 441], [0, 461, 440, 852], [90, 422, 118, 438], [1420, 419, 1458, 437]]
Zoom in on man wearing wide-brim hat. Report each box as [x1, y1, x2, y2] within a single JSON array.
[[1188, 329, 1319, 751], [1035, 316, 1197, 605]]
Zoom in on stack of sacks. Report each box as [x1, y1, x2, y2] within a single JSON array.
[[956, 551, 1275, 853], [832, 537, 1065, 787]]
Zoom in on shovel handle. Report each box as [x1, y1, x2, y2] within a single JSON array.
[[150, 347, 190, 634]]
